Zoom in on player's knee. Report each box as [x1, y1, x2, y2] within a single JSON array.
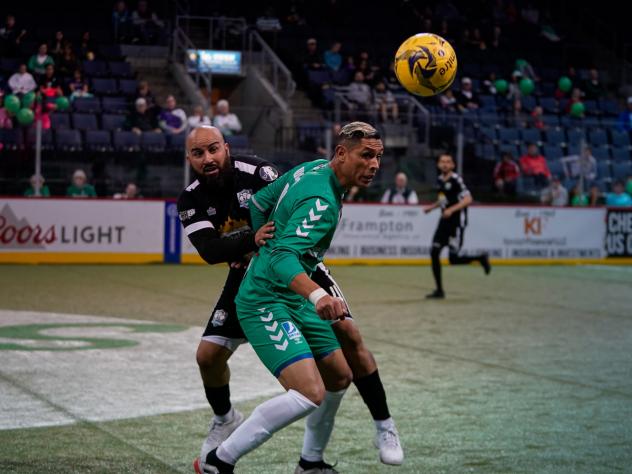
[[300, 382, 326, 406], [335, 321, 364, 352], [329, 365, 353, 391], [196, 342, 224, 372], [431, 246, 441, 259]]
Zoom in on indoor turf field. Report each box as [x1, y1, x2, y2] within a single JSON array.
[[1, 263, 631, 473]]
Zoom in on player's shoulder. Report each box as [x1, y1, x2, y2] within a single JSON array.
[[451, 172, 467, 185], [178, 178, 201, 205], [232, 154, 279, 183]]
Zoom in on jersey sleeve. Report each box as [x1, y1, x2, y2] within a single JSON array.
[[268, 196, 337, 287], [455, 175, 471, 199], [177, 191, 257, 264], [250, 171, 289, 231]]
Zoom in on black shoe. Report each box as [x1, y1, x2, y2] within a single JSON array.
[[203, 448, 234, 474], [481, 254, 491, 275], [296, 457, 339, 473], [425, 289, 445, 299]]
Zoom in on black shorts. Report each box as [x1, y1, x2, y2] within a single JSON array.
[[201, 263, 351, 343], [432, 217, 465, 253]]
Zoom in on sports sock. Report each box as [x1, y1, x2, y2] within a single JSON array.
[[353, 370, 390, 421], [217, 389, 317, 465], [301, 389, 346, 462], [374, 416, 396, 432], [431, 247, 443, 292], [204, 384, 232, 417]]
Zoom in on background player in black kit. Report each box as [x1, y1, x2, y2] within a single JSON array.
[[424, 153, 491, 299]]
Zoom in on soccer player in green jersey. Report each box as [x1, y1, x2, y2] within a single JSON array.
[[203, 122, 383, 473]]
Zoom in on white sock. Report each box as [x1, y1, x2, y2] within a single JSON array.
[[374, 417, 395, 432], [301, 389, 346, 462], [217, 389, 317, 465], [214, 407, 234, 423]]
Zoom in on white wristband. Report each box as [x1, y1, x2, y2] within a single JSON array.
[[308, 288, 328, 306]]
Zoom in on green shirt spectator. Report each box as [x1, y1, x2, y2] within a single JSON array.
[[28, 43, 55, 76], [24, 174, 51, 197], [66, 169, 97, 197]]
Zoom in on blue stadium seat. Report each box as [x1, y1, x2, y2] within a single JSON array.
[[55, 129, 82, 151], [521, 95, 537, 112], [592, 146, 611, 161], [85, 130, 113, 151], [71, 113, 99, 131], [548, 159, 565, 178], [611, 147, 631, 162], [542, 115, 560, 128], [140, 132, 166, 152], [588, 129, 608, 147], [583, 100, 598, 116], [611, 130, 630, 148], [108, 61, 134, 78], [72, 97, 101, 114], [539, 97, 558, 114], [475, 143, 496, 160], [612, 161, 632, 180], [330, 69, 351, 85], [167, 133, 186, 151], [542, 144, 563, 160], [118, 79, 138, 97], [102, 113, 126, 131], [478, 110, 500, 127], [498, 127, 520, 144], [113, 130, 141, 151], [98, 44, 123, 60], [0, 128, 24, 150], [50, 113, 71, 130], [0, 57, 20, 74], [521, 128, 542, 144], [101, 97, 129, 114], [498, 143, 519, 157], [567, 128, 586, 147], [545, 128, 566, 145], [92, 78, 118, 95], [26, 128, 54, 150], [597, 161, 612, 180], [83, 60, 108, 77], [307, 70, 331, 85], [478, 126, 497, 143], [225, 134, 250, 149], [598, 98, 619, 117], [479, 95, 496, 110]]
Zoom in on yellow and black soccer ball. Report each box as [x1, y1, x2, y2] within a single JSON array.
[[394, 33, 458, 97]]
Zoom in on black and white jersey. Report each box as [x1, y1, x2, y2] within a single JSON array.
[[177, 154, 279, 264], [436, 172, 471, 226]]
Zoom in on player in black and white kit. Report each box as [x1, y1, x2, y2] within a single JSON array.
[[424, 153, 491, 299], [179, 126, 403, 474]]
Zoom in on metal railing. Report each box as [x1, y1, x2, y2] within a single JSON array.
[[171, 26, 212, 106], [247, 29, 296, 100]]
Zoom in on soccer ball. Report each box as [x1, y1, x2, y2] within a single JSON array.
[[394, 33, 458, 97]]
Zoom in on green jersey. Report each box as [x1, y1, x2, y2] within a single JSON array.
[[236, 160, 344, 309]]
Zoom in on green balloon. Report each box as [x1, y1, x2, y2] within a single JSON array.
[[22, 91, 36, 108], [494, 79, 508, 94], [570, 101, 585, 117], [558, 76, 572, 92], [55, 96, 70, 111], [519, 77, 535, 95], [16, 108, 35, 126], [4, 94, 21, 114]]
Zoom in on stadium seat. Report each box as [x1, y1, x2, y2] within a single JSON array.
[[475, 143, 496, 160], [108, 61, 134, 78], [479, 95, 496, 110], [498, 127, 520, 144], [71, 113, 99, 131], [140, 132, 166, 152], [50, 113, 71, 130], [548, 159, 565, 178], [55, 129, 82, 151], [542, 144, 563, 160], [0, 57, 20, 74], [98, 44, 124, 60], [118, 79, 139, 97], [72, 97, 101, 114], [225, 134, 250, 149], [592, 146, 611, 161], [307, 70, 331, 86], [521, 128, 542, 144], [598, 98, 619, 116], [542, 115, 560, 128], [330, 68, 351, 85], [612, 161, 632, 180], [498, 143, 519, 157], [588, 129, 608, 147], [545, 128, 566, 145], [611, 147, 630, 162], [113, 130, 141, 151], [85, 130, 113, 152], [92, 78, 118, 95], [539, 97, 558, 114], [597, 161, 612, 180], [101, 97, 129, 114], [611, 130, 630, 148], [102, 114, 127, 131], [26, 128, 54, 150], [0, 128, 24, 150], [567, 128, 586, 147], [478, 126, 497, 143], [521, 95, 537, 112], [83, 60, 109, 77], [167, 133, 186, 151]]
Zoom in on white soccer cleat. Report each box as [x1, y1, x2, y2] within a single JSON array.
[[199, 409, 244, 467], [374, 425, 404, 465]]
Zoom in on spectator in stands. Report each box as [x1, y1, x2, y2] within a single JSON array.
[[507, 70, 522, 100], [28, 43, 55, 78], [0, 14, 27, 57], [213, 99, 242, 136], [24, 174, 51, 197], [302, 38, 323, 72], [515, 58, 539, 82], [617, 97, 632, 132], [159, 95, 187, 135], [256, 6, 282, 32], [521, 2, 540, 25], [493, 152, 521, 196], [113, 1, 133, 43], [66, 169, 97, 198], [343, 55, 357, 74], [481, 72, 498, 95], [113, 182, 141, 199], [541, 176, 568, 206], [57, 44, 78, 78], [78, 31, 96, 60], [438, 89, 458, 112], [381, 172, 419, 204], [563, 146, 597, 185], [355, 51, 378, 85], [384, 61, 400, 90], [374, 81, 398, 122], [39, 64, 63, 99], [570, 183, 591, 207], [324, 41, 342, 72], [456, 77, 480, 112], [530, 105, 545, 129], [50, 31, 67, 61], [8, 64, 37, 95], [136, 80, 158, 111], [626, 175, 632, 197], [344, 185, 368, 203], [606, 180, 632, 207], [132, 1, 165, 44], [565, 87, 584, 115], [0, 93, 14, 129], [347, 71, 374, 116], [126, 97, 161, 135], [511, 98, 529, 127], [520, 143, 551, 187], [490, 25, 503, 50], [582, 68, 607, 101], [188, 104, 212, 128], [68, 69, 92, 100]]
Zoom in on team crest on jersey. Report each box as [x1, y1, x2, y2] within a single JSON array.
[[179, 209, 195, 221], [259, 166, 278, 182], [281, 321, 303, 343], [444, 182, 452, 190], [207, 206, 216, 216], [211, 309, 227, 327], [237, 189, 253, 208]]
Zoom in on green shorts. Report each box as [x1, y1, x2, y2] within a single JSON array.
[[236, 300, 340, 377]]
